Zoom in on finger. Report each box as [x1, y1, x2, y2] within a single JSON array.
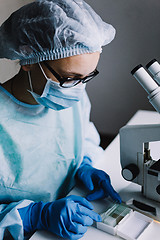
[[78, 205, 102, 222], [85, 177, 94, 191], [72, 213, 93, 226], [62, 221, 85, 240], [68, 222, 87, 234], [68, 195, 94, 210], [80, 175, 94, 191], [101, 180, 122, 203], [86, 189, 107, 201]]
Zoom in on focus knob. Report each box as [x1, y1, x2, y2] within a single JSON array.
[[156, 185, 160, 195], [122, 164, 139, 181]]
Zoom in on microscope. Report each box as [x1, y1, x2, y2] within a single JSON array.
[[120, 59, 160, 204], [96, 61, 160, 239]]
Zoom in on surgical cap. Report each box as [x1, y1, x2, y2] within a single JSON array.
[[0, 0, 116, 65]]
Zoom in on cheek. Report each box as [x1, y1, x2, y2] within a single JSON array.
[[51, 78, 59, 83], [45, 70, 59, 83]]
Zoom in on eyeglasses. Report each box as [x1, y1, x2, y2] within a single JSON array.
[[43, 62, 99, 88]]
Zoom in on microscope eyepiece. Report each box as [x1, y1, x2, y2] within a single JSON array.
[[131, 64, 158, 95], [146, 59, 160, 86], [131, 64, 143, 75], [131, 61, 160, 113], [146, 59, 157, 69]]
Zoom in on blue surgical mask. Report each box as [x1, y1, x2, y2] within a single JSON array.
[[28, 63, 86, 110]]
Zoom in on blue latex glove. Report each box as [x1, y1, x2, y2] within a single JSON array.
[[18, 195, 101, 240], [76, 157, 122, 203]]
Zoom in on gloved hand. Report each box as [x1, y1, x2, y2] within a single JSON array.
[[18, 195, 101, 240], [76, 157, 121, 203]]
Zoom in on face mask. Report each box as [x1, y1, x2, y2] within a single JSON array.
[[28, 63, 86, 111]]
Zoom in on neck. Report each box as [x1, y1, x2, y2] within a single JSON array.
[[2, 69, 38, 105]]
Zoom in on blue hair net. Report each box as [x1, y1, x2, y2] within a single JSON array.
[[0, 0, 116, 65]]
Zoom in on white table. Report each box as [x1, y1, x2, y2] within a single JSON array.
[[30, 110, 160, 240]]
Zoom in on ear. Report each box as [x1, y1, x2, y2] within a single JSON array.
[[21, 64, 32, 71]]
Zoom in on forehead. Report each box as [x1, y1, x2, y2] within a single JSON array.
[[48, 52, 100, 75]]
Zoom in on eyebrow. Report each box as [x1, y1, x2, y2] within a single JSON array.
[[60, 71, 84, 77], [60, 69, 97, 77]]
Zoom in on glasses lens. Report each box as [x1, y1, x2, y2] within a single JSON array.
[[61, 69, 99, 87], [82, 70, 99, 83], [62, 80, 80, 88], [82, 75, 95, 83]]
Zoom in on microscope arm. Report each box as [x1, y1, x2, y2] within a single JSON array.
[[120, 124, 160, 186]]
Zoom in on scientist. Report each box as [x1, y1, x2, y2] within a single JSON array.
[[0, 0, 121, 239]]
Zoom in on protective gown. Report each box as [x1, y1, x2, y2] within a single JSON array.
[[0, 85, 103, 239]]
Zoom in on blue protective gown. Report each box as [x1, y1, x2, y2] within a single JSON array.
[[0, 85, 104, 239]]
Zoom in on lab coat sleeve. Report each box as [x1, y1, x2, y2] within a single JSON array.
[[82, 91, 104, 165], [0, 199, 33, 239]]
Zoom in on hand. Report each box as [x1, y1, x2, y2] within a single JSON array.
[[76, 163, 121, 203], [19, 195, 101, 240]]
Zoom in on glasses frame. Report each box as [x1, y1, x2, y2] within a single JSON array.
[[43, 61, 99, 88]]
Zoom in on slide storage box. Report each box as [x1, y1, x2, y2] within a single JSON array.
[[96, 202, 159, 240]]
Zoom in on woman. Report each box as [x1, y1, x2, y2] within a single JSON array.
[[0, 0, 121, 239]]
